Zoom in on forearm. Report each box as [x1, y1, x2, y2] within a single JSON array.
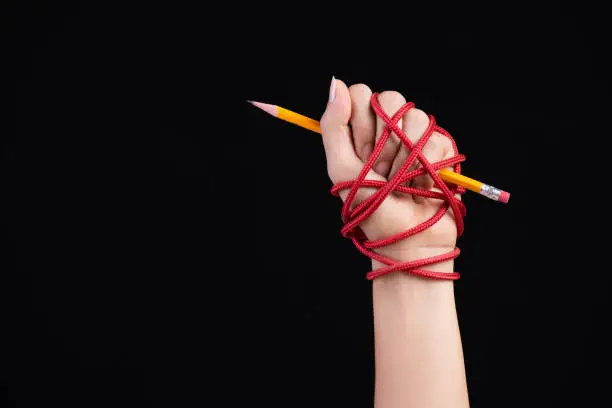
[[372, 256, 469, 408]]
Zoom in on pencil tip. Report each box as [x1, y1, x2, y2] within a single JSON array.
[[247, 100, 278, 117]]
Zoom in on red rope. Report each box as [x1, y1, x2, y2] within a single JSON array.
[[330, 93, 467, 280]]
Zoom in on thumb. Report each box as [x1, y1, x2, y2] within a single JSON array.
[[320, 77, 360, 183]]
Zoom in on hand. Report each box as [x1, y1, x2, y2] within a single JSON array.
[[319, 78, 464, 276]]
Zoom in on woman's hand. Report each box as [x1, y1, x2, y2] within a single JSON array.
[[320, 78, 460, 273]]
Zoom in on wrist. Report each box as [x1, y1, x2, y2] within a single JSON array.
[[371, 244, 456, 276]]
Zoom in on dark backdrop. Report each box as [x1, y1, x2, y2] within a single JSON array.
[[1, 2, 610, 407]]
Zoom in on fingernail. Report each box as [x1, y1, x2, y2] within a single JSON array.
[[329, 76, 336, 102], [361, 143, 373, 161], [374, 160, 390, 176]]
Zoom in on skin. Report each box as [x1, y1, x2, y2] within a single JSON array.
[[320, 79, 470, 408]]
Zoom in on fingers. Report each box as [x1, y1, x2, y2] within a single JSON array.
[[320, 77, 362, 184], [411, 132, 452, 193], [348, 84, 376, 163], [373, 91, 406, 178], [426, 134, 458, 199], [321, 80, 454, 209], [387, 108, 452, 199], [388, 107, 430, 180]]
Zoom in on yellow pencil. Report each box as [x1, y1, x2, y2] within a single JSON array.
[[248, 100, 510, 203]]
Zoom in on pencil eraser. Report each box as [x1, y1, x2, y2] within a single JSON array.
[[498, 191, 510, 203]]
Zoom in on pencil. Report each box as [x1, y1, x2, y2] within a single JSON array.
[[248, 100, 510, 203]]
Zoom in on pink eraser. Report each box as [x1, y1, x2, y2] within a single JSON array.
[[499, 191, 510, 203]]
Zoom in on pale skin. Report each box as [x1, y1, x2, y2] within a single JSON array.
[[320, 78, 470, 408]]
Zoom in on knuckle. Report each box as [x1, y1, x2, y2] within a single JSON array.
[[405, 108, 429, 128], [422, 134, 450, 160], [319, 109, 333, 130], [439, 135, 453, 152], [423, 135, 442, 153], [351, 121, 374, 139], [378, 91, 406, 109], [428, 133, 452, 151], [380, 142, 399, 159], [426, 135, 440, 150], [349, 83, 372, 98]]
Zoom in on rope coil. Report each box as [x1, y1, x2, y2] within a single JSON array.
[[330, 93, 467, 280]]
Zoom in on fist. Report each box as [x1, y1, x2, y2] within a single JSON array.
[[320, 78, 465, 277]]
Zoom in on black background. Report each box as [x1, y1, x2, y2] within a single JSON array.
[[1, 1, 610, 407]]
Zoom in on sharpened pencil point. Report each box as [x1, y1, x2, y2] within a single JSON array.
[[247, 100, 278, 117]]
